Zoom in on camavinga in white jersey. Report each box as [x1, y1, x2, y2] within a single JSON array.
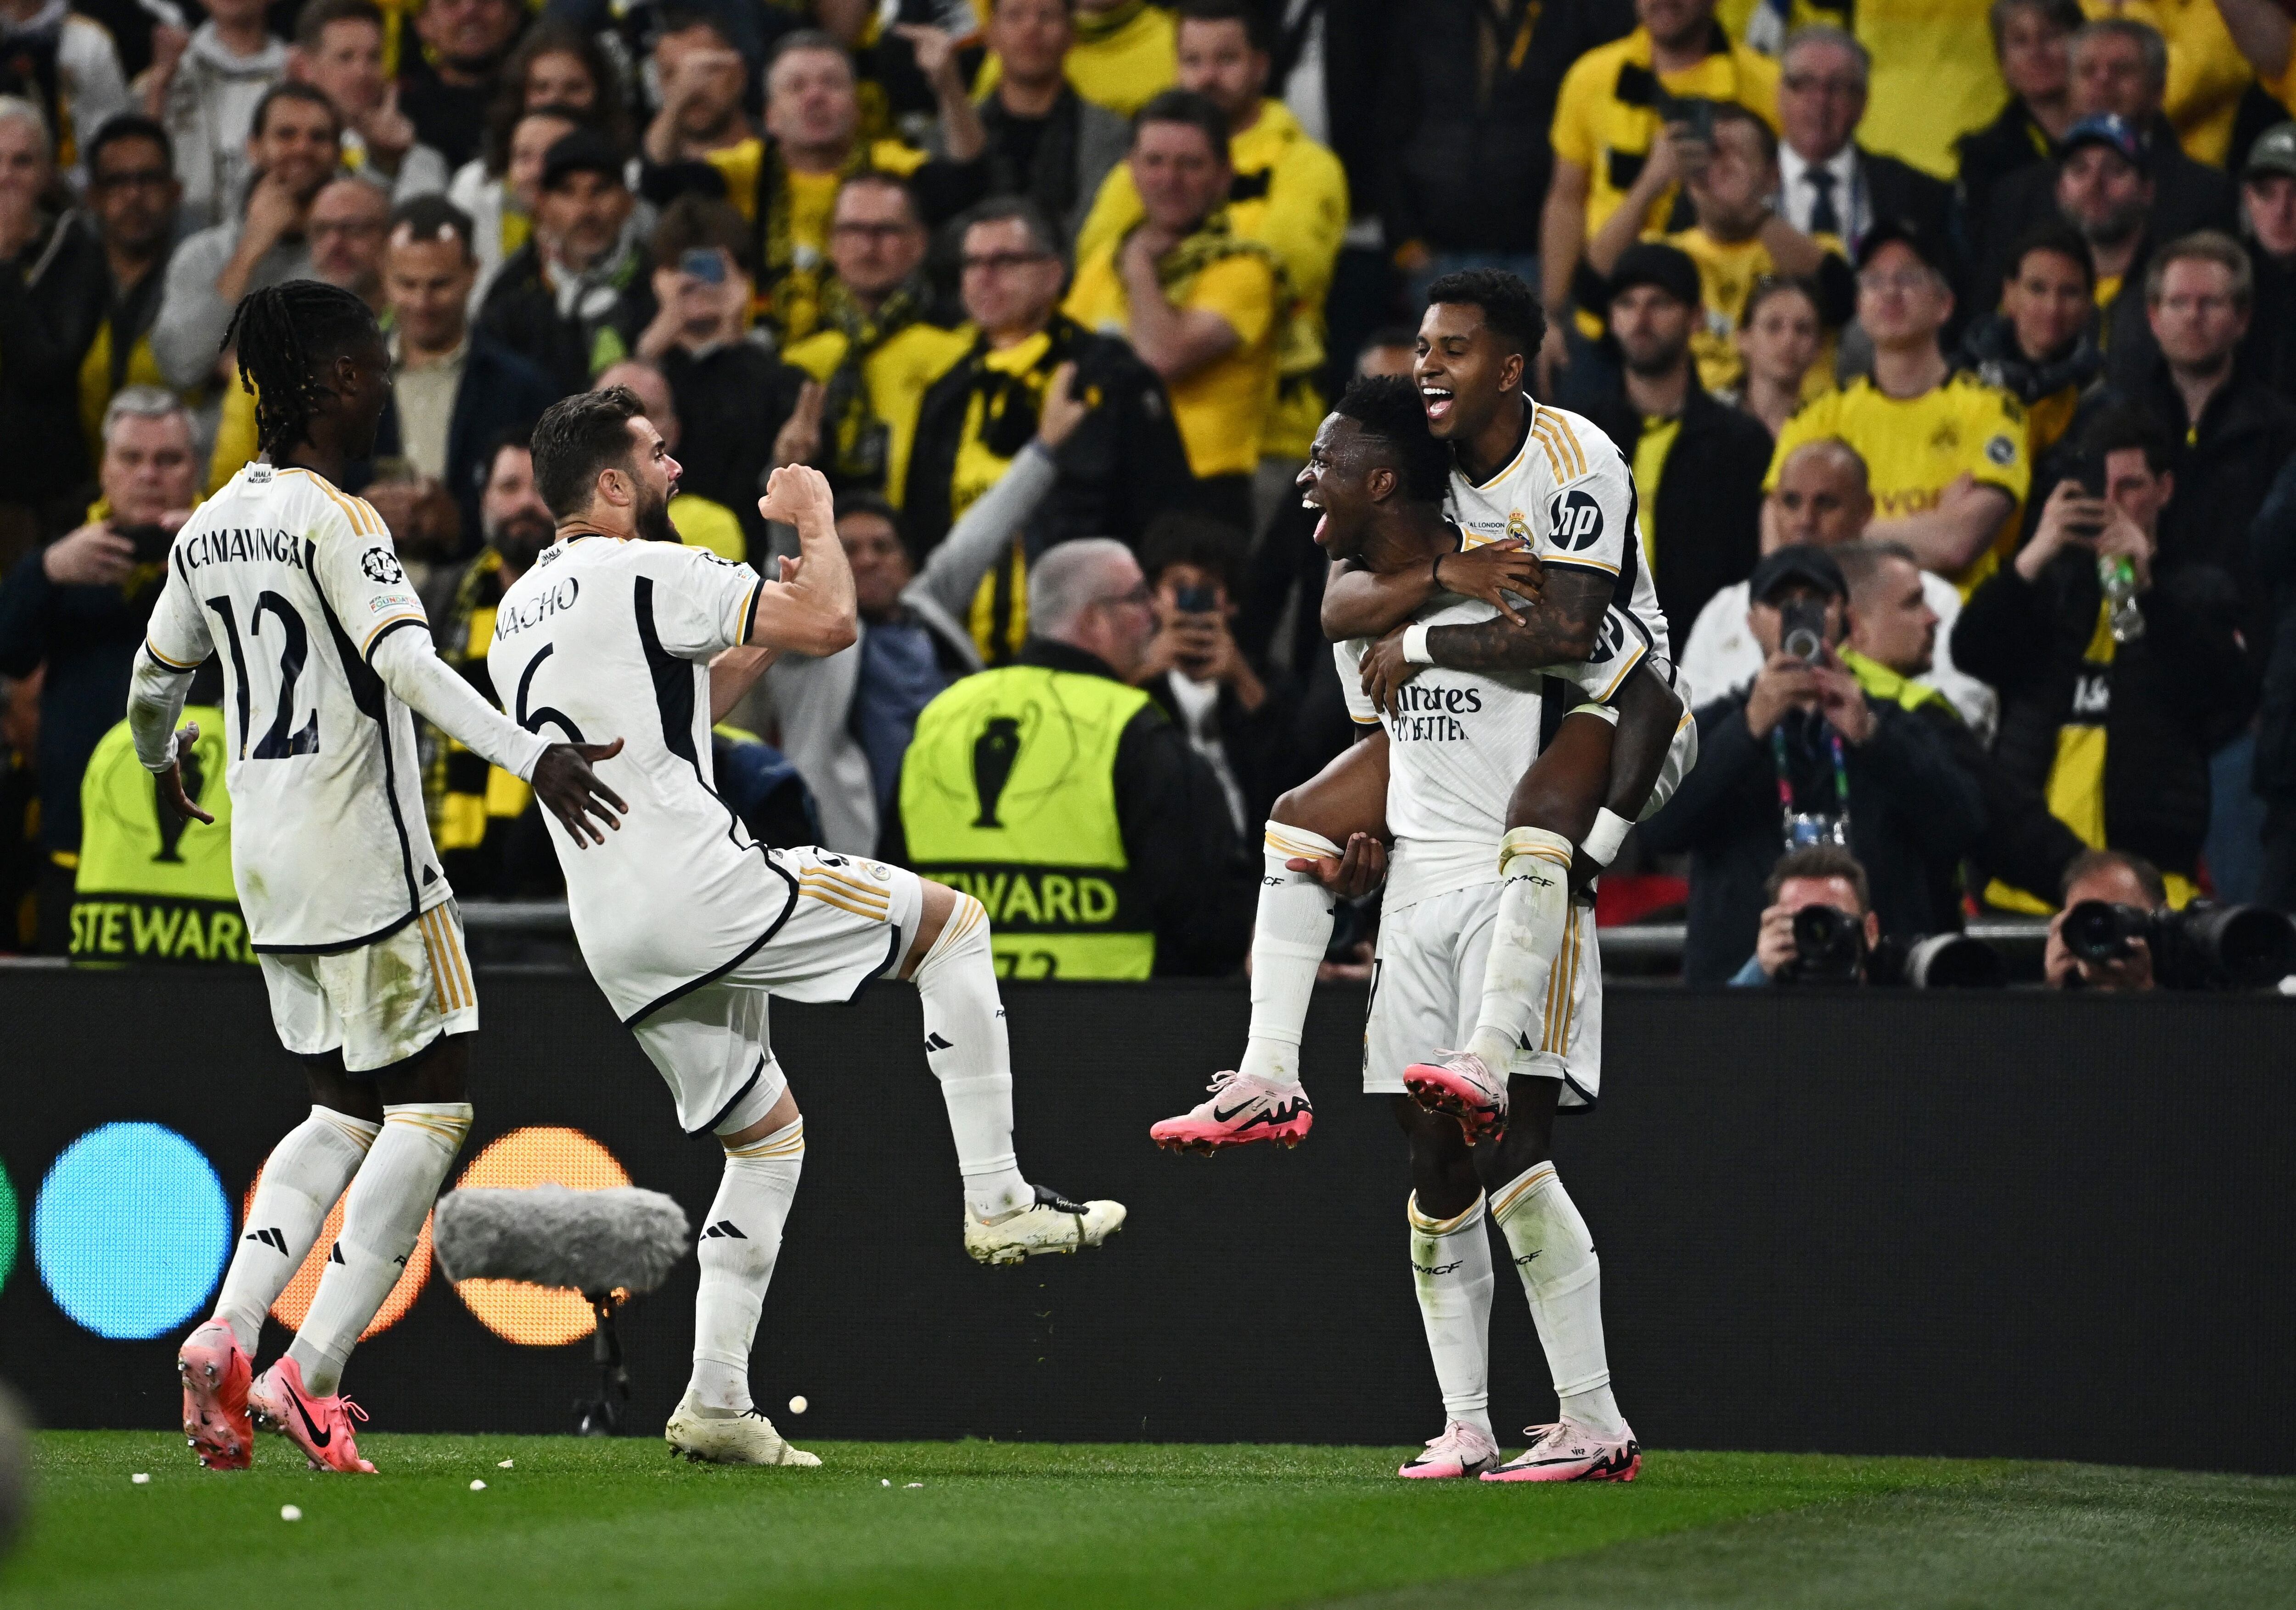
[[140, 463, 521, 950]]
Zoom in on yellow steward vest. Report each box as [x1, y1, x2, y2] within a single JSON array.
[[70, 706, 255, 965], [899, 663, 1154, 980]]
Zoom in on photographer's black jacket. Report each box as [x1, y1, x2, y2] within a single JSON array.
[[1952, 552, 2252, 887], [1640, 688, 1985, 986]]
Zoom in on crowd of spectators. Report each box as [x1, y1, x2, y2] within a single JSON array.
[[5, 0, 2296, 989]]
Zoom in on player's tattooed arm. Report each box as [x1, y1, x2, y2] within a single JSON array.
[[1320, 541, 1543, 641], [1356, 566, 1608, 714]]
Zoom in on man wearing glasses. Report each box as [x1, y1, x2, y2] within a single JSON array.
[[1770, 24, 1953, 278], [903, 197, 1193, 662], [1762, 218, 2032, 599], [781, 172, 971, 519]]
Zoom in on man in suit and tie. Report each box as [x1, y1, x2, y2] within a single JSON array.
[[1770, 24, 1956, 275]]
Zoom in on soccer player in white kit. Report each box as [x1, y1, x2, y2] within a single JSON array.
[[129, 282, 627, 1473], [490, 387, 1124, 1466], [1316, 376, 1657, 1484]]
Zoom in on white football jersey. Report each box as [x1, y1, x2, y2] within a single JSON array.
[[142, 464, 446, 950], [486, 534, 784, 1024], [1339, 594, 1545, 911], [1446, 396, 1671, 701]]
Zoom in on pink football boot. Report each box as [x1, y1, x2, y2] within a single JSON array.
[[1482, 1420, 1641, 1483], [249, 1357, 376, 1474], [176, 1318, 253, 1470], [1397, 1420, 1500, 1479], [1149, 1071, 1313, 1153], [1402, 1050, 1509, 1144]]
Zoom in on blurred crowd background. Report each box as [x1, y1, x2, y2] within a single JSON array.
[[8, 0, 2296, 990]]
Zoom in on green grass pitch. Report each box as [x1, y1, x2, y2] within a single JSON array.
[[6, 1434, 2294, 1609]]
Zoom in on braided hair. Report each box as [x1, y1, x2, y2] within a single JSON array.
[[221, 280, 380, 459]]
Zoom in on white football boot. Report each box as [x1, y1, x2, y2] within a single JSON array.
[[665, 1394, 821, 1466], [963, 1185, 1126, 1266]]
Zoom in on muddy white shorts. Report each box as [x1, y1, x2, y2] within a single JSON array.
[[1363, 880, 1602, 1110], [631, 848, 925, 1136], [258, 900, 477, 1074]]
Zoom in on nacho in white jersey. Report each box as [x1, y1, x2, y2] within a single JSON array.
[[486, 534, 785, 1024], [1446, 397, 1670, 700], [1339, 594, 1545, 911], [141, 464, 445, 951]]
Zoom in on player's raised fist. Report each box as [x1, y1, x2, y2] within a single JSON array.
[[759, 464, 834, 530]]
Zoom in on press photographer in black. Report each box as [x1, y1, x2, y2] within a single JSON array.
[[1731, 845, 1880, 986], [2046, 847, 2296, 990], [1643, 545, 1986, 984]]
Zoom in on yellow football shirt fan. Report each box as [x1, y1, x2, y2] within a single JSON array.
[[1074, 99, 1347, 458], [1064, 227, 1280, 479], [783, 320, 975, 510], [1765, 373, 2032, 595], [1550, 26, 1781, 247], [973, 0, 1177, 118], [2082, 0, 2253, 168]]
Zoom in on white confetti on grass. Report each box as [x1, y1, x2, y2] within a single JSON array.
[[280, 1505, 302, 1521], [905, 1483, 923, 1489], [469, 1480, 487, 1491], [496, 1459, 514, 1469], [788, 1396, 808, 1414], [880, 1479, 890, 1487], [130, 1473, 150, 1485]]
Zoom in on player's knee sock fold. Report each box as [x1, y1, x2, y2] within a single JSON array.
[[215, 1106, 378, 1356], [690, 1118, 804, 1416], [1491, 1161, 1625, 1439], [913, 894, 1030, 1219], [1464, 828, 1575, 1070], [1237, 824, 1341, 1088], [287, 1102, 472, 1397], [1407, 1192, 1496, 1440]]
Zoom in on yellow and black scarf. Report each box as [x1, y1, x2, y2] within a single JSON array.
[[816, 274, 930, 491]]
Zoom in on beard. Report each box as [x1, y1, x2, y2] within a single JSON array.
[[489, 510, 556, 573], [635, 482, 680, 545]]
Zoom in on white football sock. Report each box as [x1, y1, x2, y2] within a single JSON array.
[[1407, 1192, 1496, 1440], [1492, 1161, 1625, 1439], [1464, 827, 1575, 1070], [287, 1102, 471, 1397], [1236, 824, 1341, 1088], [913, 894, 1031, 1218], [689, 1117, 805, 1416], [215, 1107, 378, 1356]]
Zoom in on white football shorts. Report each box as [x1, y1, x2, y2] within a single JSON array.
[[1364, 880, 1601, 1109], [258, 900, 478, 1073], [631, 847, 925, 1136]]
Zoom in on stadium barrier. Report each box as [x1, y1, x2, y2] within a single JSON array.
[[1, 968, 2288, 1474]]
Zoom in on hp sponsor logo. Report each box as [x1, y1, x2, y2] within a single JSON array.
[[1548, 488, 1605, 551]]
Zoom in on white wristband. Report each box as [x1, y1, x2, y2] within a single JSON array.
[[1581, 807, 1633, 868], [1402, 623, 1435, 666]]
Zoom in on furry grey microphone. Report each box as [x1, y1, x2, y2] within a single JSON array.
[[433, 1186, 691, 1295]]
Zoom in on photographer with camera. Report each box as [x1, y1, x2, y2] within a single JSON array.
[[1642, 544, 1985, 984], [2046, 848, 2163, 991], [1953, 404, 2252, 914], [2046, 845, 2296, 989], [1730, 844, 1880, 985]]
